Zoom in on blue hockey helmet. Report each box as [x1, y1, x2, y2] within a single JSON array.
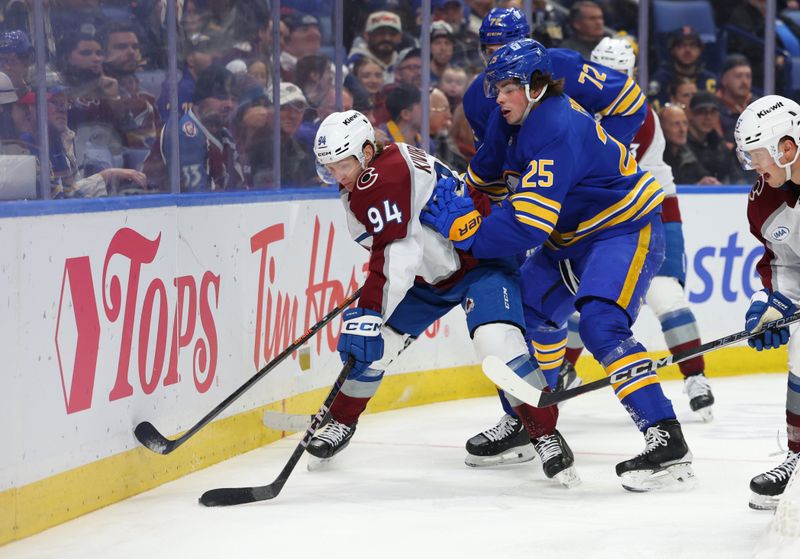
[[484, 38, 552, 98], [479, 8, 530, 46]]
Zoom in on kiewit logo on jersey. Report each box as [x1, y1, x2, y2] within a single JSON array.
[[756, 101, 783, 118], [771, 226, 790, 241]]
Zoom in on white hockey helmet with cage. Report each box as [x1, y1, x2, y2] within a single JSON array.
[[735, 95, 800, 180], [590, 37, 636, 78]]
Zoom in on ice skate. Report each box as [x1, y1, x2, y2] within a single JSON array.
[[465, 414, 536, 467], [616, 419, 695, 492], [684, 373, 715, 422], [749, 450, 800, 510], [532, 429, 581, 488], [555, 361, 582, 393], [306, 419, 356, 470]]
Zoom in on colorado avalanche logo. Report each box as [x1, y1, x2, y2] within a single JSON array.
[[182, 121, 197, 138], [356, 167, 379, 190], [771, 226, 790, 242]]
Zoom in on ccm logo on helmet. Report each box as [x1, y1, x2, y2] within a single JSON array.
[[756, 101, 784, 118]]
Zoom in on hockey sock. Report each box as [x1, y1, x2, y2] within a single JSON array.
[[329, 366, 385, 425], [564, 313, 584, 365], [529, 326, 568, 390], [505, 354, 558, 438], [658, 308, 705, 377], [788, 371, 800, 453]]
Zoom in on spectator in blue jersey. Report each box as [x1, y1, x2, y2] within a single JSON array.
[[157, 32, 216, 121], [560, 1, 606, 59], [648, 26, 717, 111], [380, 83, 423, 149], [424, 39, 695, 492], [143, 65, 242, 192]]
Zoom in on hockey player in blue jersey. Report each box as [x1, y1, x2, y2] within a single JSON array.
[[461, 7, 649, 468], [423, 39, 695, 492]]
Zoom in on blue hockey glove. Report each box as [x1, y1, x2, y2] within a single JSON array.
[[745, 290, 796, 351], [421, 176, 482, 250], [338, 308, 384, 372]]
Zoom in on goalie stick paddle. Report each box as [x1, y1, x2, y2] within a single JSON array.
[[133, 288, 361, 455], [199, 358, 355, 506], [483, 311, 800, 408]]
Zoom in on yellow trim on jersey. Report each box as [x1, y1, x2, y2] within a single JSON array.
[[545, 173, 663, 249], [617, 223, 652, 309], [616, 374, 659, 400], [600, 78, 646, 117], [511, 200, 560, 227], [466, 164, 504, 187], [515, 213, 554, 234], [512, 191, 562, 212]]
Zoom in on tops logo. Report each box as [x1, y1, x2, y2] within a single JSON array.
[[757, 101, 784, 118], [771, 226, 790, 241]]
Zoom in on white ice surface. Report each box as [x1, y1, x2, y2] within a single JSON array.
[[2, 374, 797, 559]]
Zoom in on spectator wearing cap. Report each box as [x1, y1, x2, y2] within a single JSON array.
[[430, 0, 481, 73], [560, 1, 607, 59], [347, 10, 404, 84], [281, 10, 322, 81], [271, 81, 317, 186], [394, 47, 422, 88], [0, 30, 32, 96], [144, 65, 243, 192], [530, 0, 568, 48], [716, 54, 756, 147], [430, 21, 455, 84], [157, 32, 217, 120], [380, 83, 424, 149], [100, 22, 161, 151], [648, 26, 716, 110], [685, 91, 745, 184], [660, 104, 715, 185]]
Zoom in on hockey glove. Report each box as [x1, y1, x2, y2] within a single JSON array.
[[745, 290, 796, 351], [421, 176, 482, 251], [338, 308, 384, 373]]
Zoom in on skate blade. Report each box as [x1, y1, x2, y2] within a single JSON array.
[[620, 462, 696, 492], [464, 444, 536, 468], [307, 455, 335, 471], [749, 492, 780, 511], [554, 466, 582, 488], [695, 406, 714, 423]]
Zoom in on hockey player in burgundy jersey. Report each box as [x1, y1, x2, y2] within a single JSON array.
[[735, 95, 800, 510], [555, 38, 715, 421], [308, 109, 580, 487]]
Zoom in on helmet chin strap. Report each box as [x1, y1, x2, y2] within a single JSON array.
[[777, 146, 800, 182], [520, 83, 548, 123]]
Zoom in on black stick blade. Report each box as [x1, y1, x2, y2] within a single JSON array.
[[134, 421, 175, 455], [199, 487, 260, 507]]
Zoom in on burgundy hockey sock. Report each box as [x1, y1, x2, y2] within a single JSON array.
[[329, 393, 370, 426]]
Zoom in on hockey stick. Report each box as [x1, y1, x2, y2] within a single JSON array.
[[262, 410, 317, 432], [484, 311, 800, 408], [199, 358, 355, 506], [134, 288, 361, 455]]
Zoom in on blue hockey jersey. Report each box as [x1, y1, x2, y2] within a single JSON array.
[[463, 48, 647, 150], [464, 93, 663, 260]]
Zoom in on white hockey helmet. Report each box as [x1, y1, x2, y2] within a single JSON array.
[[590, 37, 636, 78], [314, 110, 375, 179], [734, 95, 800, 179], [0, 71, 17, 104]]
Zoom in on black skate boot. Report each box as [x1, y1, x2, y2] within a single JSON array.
[[555, 361, 582, 393], [749, 450, 800, 510], [532, 429, 581, 488], [684, 373, 715, 422], [465, 414, 536, 467], [615, 419, 695, 492], [306, 419, 356, 469]]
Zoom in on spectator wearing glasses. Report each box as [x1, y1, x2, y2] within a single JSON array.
[[428, 86, 465, 172], [394, 47, 422, 88], [144, 65, 242, 192]]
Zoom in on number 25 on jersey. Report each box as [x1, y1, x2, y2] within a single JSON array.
[[522, 159, 554, 188]]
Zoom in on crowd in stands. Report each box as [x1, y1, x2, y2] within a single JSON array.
[[0, 0, 795, 198]]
